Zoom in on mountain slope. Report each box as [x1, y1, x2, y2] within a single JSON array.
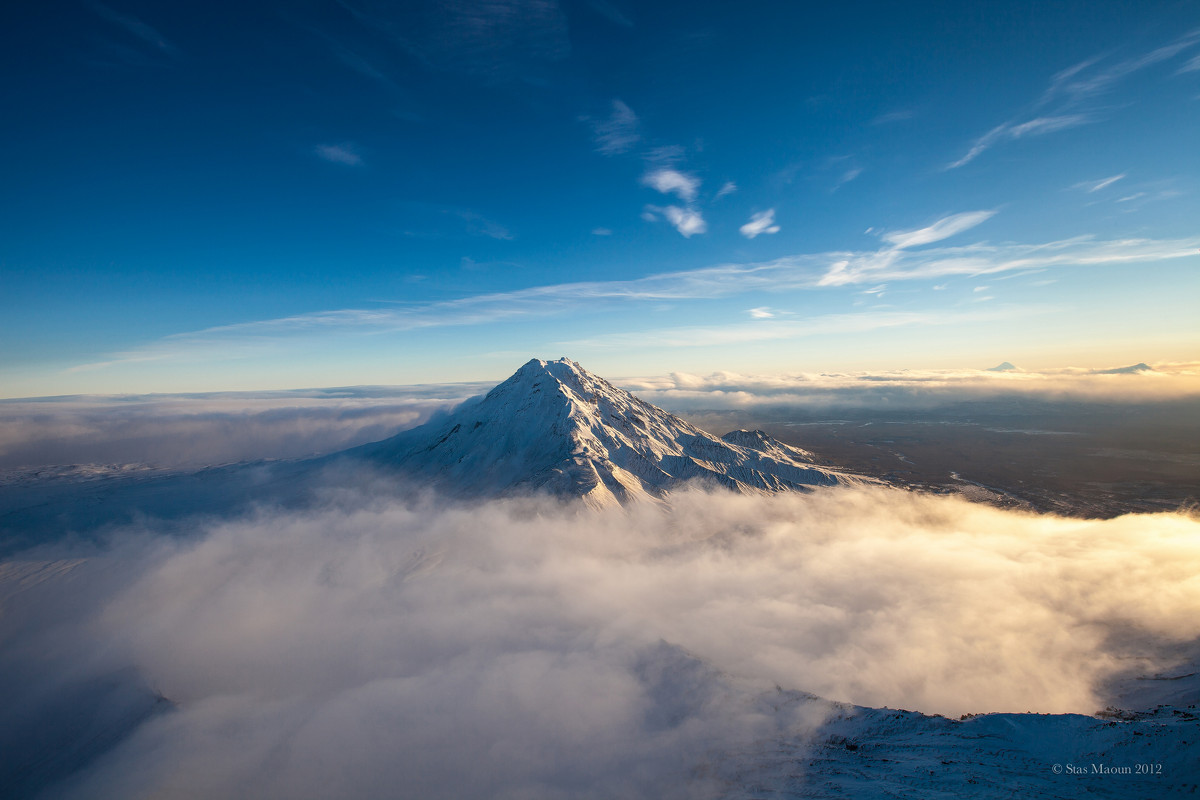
[[351, 357, 858, 507]]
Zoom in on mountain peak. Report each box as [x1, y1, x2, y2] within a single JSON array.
[[353, 358, 859, 507], [1093, 362, 1153, 374], [514, 356, 578, 377], [505, 356, 608, 398]]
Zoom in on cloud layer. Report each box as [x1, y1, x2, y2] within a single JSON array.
[[622, 362, 1200, 409], [4, 483, 1199, 797], [6, 364, 1198, 471], [0, 386, 485, 469]]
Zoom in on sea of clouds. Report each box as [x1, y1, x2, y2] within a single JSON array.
[[3, 480, 1198, 798], [0, 384, 489, 470], [2, 365, 1199, 797], [3, 364, 1196, 470], [620, 361, 1200, 410]]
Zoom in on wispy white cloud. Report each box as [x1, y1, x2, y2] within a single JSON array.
[[591, 227, 613, 236], [871, 109, 914, 125], [1074, 173, 1126, 192], [817, 233, 1199, 287], [69, 230, 1200, 371], [881, 210, 995, 249], [714, 181, 737, 200], [950, 30, 1200, 168], [643, 144, 686, 167], [560, 307, 1043, 351], [1048, 30, 1200, 102], [589, 99, 640, 155], [314, 143, 363, 166], [392, 203, 514, 240], [747, 307, 774, 319], [1007, 114, 1092, 138], [642, 169, 700, 202], [832, 166, 862, 190], [87, 1, 180, 58], [1113, 186, 1182, 212], [455, 209, 513, 240], [319, 38, 422, 121], [1178, 53, 1200, 74], [949, 115, 1091, 169], [336, 0, 570, 83], [585, 0, 633, 26], [739, 209, 780, 239]]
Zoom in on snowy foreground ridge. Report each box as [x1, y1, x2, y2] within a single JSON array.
[[352, 357, 860, 506]]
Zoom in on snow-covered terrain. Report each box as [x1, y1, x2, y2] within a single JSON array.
[[351, 357, 860, 507]]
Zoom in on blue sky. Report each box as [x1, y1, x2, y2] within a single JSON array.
[[2, 0, 1198, 396]]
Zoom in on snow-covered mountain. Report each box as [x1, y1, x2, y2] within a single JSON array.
[[350, 357, 859, 507]]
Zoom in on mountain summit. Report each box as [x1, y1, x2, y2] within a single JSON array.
[[352, 357, 857, 507]]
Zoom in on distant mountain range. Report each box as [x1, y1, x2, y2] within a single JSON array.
[[347, 358, 860, 507], [985, 361, 1158, 375]]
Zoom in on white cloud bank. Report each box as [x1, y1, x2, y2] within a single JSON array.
[[4, 484, 1199, 797], [0, 386, 486, 469], [9, 364, 1197, 470], [622, 362, 1200, 408]]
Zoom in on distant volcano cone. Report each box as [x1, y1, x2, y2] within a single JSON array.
[[348, 357, 859, 507], [1094, 362, 1153, 374]]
